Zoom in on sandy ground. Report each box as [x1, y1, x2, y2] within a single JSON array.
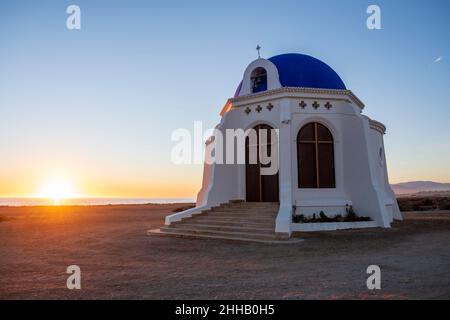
[[0, 204, 449, 300]]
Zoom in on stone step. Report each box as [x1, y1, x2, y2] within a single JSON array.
[[208, 208, 278, 213], [226, 201, 278, 205], [205, 210, 278, 217], [170, 223, 274, 234], [181, 218, 275, 228], [187, 217, 276, 225], [207, 209, 278, 215], [205, 214, 277, 219], [149, 201, 295, 244], [210, 210, 277, 215], [186, 216, 275, 225], [209, 207, 278, 212], [203, 215, 276, 221], [148, 229, 303, 244], [160, 226, 277, 241], [215, 203, 278, 209], [216, 202, 278, 206]]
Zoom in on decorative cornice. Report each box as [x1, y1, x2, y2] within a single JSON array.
[[230, 87, 365, 109], [368, 119, 386, 135]]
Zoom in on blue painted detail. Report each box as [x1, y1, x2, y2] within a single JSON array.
[[268, 53, 346, 90]]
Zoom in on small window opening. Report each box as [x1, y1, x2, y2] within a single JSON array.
[[251, 67, 267, 93]]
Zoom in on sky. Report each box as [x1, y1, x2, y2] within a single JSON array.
[[0, 0, 449, 198]]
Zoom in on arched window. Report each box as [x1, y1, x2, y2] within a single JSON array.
[[297, 122, 335, 188], [250, 67, 267, 93]]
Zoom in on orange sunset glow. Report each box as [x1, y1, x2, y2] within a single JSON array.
[[0, 160, 202, 201]]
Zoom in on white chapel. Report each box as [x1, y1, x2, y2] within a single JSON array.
[[159, 52, 402, 242]]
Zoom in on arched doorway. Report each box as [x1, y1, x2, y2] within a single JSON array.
[[245, 124, 279, 202]]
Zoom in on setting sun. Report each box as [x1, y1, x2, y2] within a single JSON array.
[[37, 179, 78, 205]]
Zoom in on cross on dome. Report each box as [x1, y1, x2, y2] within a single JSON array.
[[256, 45, 261, 58]]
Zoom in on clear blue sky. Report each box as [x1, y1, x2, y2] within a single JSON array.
[[0, 0, 449, 197]]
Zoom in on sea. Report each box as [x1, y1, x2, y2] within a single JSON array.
[[0, 198, 195, 207]]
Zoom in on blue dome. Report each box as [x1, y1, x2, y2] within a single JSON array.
[[235, 53, 346, 97], [269, 53, 346, 90]]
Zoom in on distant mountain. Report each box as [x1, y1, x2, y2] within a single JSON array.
[[391, 181, 450, 195]]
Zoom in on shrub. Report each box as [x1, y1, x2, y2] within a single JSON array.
[[344, 206, 358, 222], [319, 211, 332, 222], [292, 210, 371, 224], [293, 214, 305, 223]]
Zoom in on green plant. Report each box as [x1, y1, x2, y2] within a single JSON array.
[[293, 214, 306, 223], [344, 205, 357, 222], [293, 210, 371, 224], [319, 211, 330, 222]]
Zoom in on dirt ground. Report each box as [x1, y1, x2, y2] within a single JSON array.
[[0, 204, 449, 300]]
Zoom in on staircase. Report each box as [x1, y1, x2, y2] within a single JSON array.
[[149, 202, 301, 244]]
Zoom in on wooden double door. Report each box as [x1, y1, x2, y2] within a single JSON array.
[[245, 124, 279, 202]]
